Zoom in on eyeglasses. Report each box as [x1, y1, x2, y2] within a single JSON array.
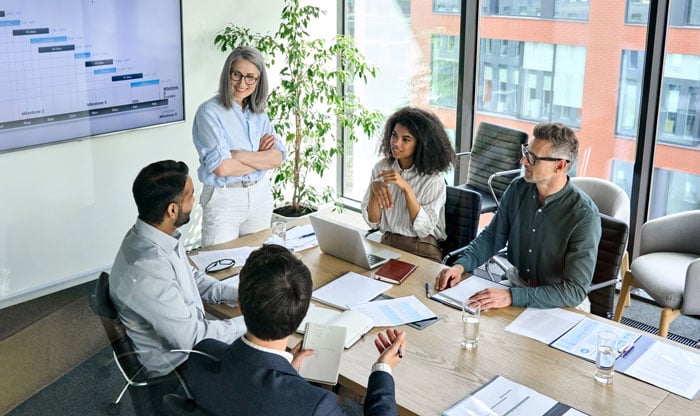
[[230, 70, 259, 85], [521, 144, 570, 165], [205, 258, 235, 273]]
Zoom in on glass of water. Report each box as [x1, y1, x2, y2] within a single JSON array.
[[461, 299, 481, 349], [271, 221, 287, 247], [595, 330, 618, 384]]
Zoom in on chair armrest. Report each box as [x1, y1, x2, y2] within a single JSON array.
[[487, 169, 521, 207], [588, 279, 617, 292], [683, 258, 700, 315], [442, 247, 467, 265]]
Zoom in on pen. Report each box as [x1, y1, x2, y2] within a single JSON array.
[[424, 282, 431, 298], [300, 232, 315, 238], [619, 343, 635, 358], [398, 346, 403, 358]]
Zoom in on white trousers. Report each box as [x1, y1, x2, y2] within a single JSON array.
[[200, 179, 273, 248]]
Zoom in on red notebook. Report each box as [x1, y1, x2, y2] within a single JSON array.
[[374, 259, 418, 284]]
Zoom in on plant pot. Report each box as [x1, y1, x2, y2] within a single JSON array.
[[271, 205, 317, 224]]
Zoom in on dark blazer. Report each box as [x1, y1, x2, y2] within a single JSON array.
[[183, 338, 397, 416]]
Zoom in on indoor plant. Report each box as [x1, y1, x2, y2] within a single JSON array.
[[214, 0, 383, 217]]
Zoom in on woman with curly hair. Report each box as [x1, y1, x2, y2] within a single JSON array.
[[361, 107, 455, 262]]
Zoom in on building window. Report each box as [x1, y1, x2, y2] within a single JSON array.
[[478, 39, 584, 126], [616, 50, 643, 137], [628, 0, 700, 26], [554, 0, 590, 21], [690, 0, 700, 26], [482, 0, 588, 20], [659, 54, 700, 147], [430, 34, 460, 109], [433, 0, 460, 14], [626, 0, 650, 24]]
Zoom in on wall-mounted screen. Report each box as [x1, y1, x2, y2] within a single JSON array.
[[0, 0, 184, 153]]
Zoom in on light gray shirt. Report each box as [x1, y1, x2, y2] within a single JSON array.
[[110, 219, 244, 376], [361, 158, 447, 240]]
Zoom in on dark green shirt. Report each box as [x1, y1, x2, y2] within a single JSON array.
[[455, 177, 601, 308]]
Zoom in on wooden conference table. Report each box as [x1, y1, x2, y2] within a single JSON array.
[[201, 217, 700, 416]]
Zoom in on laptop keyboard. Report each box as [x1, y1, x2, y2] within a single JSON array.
[[367, 253, 386, 267]]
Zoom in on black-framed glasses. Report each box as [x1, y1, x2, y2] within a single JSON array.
[[521, 144, 570, 165], [230, 70, 259, 85], [205, 258, 235, 273]]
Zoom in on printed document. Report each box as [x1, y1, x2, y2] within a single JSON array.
[[431, 276, 507, 309], [350, 295, 437, 327], [622, 340, 700, 399], [505, 307, 586, 344], [443, 375, 583, 416]]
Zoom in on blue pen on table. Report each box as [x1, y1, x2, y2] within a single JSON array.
[[424, 282, 431, 298], [299, 232, 315, 239]]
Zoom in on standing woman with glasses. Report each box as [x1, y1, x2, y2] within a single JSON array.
[[193, 46, 286, 248]]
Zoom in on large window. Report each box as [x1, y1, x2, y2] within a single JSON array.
[[430, 35, 460, 109], [616, 51, 700, 147], [477, 40, 584, 127], [342, 0, 458, 202], [342, 0, 700, 254], [613, 160, 700, 218]]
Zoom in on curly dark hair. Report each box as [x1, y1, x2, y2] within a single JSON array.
[[378, 107, 455, 175]]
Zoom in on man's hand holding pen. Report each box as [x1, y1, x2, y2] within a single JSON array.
[[375, 329, 406, 369]]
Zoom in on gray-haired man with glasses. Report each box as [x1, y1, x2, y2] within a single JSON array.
[[435, 123, 601, 311]]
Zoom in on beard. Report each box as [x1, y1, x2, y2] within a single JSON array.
[[174, 208, 191, 228]]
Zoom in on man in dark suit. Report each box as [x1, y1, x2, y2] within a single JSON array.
[[183, 244, 406, 416]]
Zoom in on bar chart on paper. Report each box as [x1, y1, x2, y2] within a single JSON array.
[[0, 0, 184, 151]]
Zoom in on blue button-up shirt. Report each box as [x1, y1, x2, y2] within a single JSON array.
[[192, 97, 286, 187]]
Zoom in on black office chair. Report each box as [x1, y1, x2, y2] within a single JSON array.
[[441, 185, 481, 264], [458, 122, 528, 214], [588, 214, 629, 318], [91, 272, 185, 416]]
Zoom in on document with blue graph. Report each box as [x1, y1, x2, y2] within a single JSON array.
[[349, 295, 437, 326]]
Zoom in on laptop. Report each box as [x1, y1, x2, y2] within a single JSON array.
[[309, 215, 401, 269]]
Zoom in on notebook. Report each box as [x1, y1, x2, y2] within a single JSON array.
[[297, 322, 346, 385], [373, 258, 417, 284], [297, 304, 373, 348], [309, 215, 401, 269]]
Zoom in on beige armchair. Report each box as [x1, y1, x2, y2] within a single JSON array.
[[613, 210, 700, 337]]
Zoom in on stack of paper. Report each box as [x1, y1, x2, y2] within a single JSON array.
[[312, 271, 391, 310]]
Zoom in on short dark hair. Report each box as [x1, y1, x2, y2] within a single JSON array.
[[533, 122, 579, 171], [379, 107, 455, 175], [132, 160, 189, 225], [217, 46, 269, 113], [239, 245, 312, 340]]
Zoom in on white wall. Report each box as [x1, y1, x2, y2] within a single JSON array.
[[0, 0, 284, 308]]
